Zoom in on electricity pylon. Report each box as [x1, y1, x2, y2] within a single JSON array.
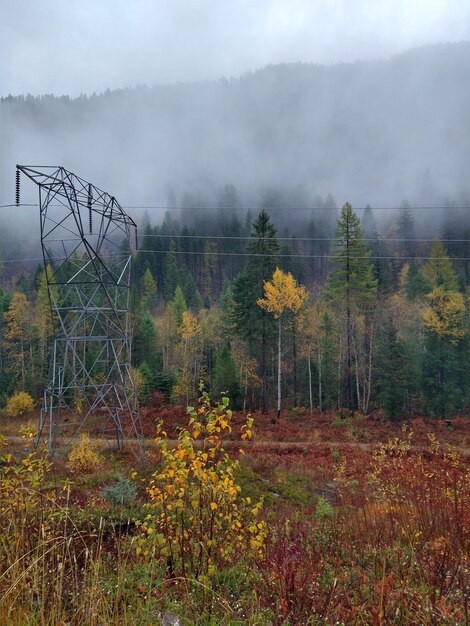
[[16, 165, 144, 457]]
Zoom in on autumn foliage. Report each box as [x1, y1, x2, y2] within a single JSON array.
[[6, 391, 35, 417], [138, 388, 266, 580]]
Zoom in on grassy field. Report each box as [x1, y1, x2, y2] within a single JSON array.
[[1, 402, 469, 625]]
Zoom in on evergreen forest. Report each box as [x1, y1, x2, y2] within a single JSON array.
[[1, 190, 469, 420]]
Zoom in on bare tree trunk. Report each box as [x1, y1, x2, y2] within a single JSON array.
[[20, 334, 25, 389], [337, 332, 342, 408], [346, 233, 353, 410], [241, 365, 247, 413], [318, 347, 323, 412], [292, 321, 297, 407], [277, 317, 281, 420], [365, 321, 374, 414], [261, 315, 268, 414], [352, 331, 361, 412], [308, 354, 313, 416]]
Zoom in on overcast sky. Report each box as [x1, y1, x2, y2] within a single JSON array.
[[2, 0, 470, 97]]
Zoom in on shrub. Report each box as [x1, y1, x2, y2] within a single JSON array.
[[314, 495, 334, 519], [102, 475, 137, 507], [67, 433, 102, 474], [138, 388, 265, 580], [6, 391, 35, 417]]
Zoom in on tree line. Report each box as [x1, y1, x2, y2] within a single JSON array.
[[0, 199, 469, 418]]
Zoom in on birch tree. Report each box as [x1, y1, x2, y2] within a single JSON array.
[[258, 268, 307, 419]]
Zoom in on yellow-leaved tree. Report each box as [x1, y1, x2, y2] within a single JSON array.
[[257, 268, 308, 419], [420, 242, 466, 416], [138, 388, 265, 580], [173, 310, 202, 404], [35, 265, 58, 385], [4, 291, 34, 389], [423, 288, 465, 343]]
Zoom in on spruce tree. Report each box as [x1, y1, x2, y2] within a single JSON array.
[[375, 312, 421, 418], [163, 240, 180, 301], [327, 203, 377, 410], [212, 343, 241, 408], [421, 240, 459, 292], [397, 200, 416, 257], [405, 261, 429, 300], [170, 285, 187, 327], [142, 267, 157, 309], [362, 205, 394, 292], [231, 210, 279, 413], [134, 311, 160, 370]]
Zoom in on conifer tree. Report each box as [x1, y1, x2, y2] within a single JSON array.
[[375, 310, 420, 418], [362, 205, 394, 292], [327, 203, 377, 410], [421, 240, 459, 292], [212, 343, 241, 409], [134, 312, 160, 370], [163, 240, 180, 301], [420, 243, 466, 416], [180, 269, 203, 311], [231, 210, 279, 413], [170, 285, 187, 327], [405, 260, 429, 300], [142, 267, 157, 309], [397, 200, 416, 257]]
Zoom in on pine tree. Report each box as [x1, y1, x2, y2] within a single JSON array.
[[375, 311, 420, 418], [212, 343, 241, 409], [134, 311, 160, 370], [180, 268, 203, 312], [405, 261, 429, 300], [231, 210, 279, 413], [420, 243, 466, 416], [142, 267, 158, 309], [362, 205, 394, 292], [397, 200, 416, 257], [421, 240, 459, 292], [361, 205, 378, 240], [163, 240, 180, 301], [202, 240, 215, 300], [170, 286, 187, 327], [327, 203, 377, 410]]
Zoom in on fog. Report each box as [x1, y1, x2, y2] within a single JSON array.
[[2, 43, 470, 211], [1, 2, 470, 257], [2, 1, 470, 96]]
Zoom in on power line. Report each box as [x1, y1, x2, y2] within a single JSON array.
[[3, 201, 470, 212], [2, 233, 470, 245], [0, 203, 38, 208], [123, 204, 470, 212], [135, 233, 470, 244], [133, 249, 470, 261], [3, 248, 470, 264]]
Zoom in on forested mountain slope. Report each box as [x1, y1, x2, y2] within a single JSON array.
[[2, 42, 470, 206]]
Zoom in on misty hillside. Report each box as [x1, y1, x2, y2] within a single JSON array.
[[2, 42, 470, 206]]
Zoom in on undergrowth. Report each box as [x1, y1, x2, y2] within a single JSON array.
[[0, 414, 469, 625]]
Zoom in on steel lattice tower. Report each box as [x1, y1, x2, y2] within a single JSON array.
[[16, 165, 144, 457]]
